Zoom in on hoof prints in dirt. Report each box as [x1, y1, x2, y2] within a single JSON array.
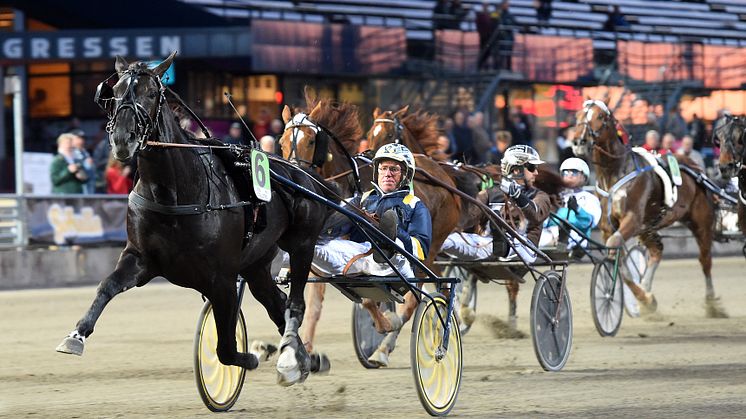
[[478, 314, 527, 339]]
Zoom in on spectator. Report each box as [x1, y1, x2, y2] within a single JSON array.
[[659, 132, 677, 155], [536, 0, 552, 25], [556, 126, 574, 164], [92, 123, 112, 193], [223, 122, 245, 146], [105, 154, 133, 194], [432, 134, 452, 162], [433, 0, 450, 30], [467, 112, 491, 164], [70, 129, 96, 194], [602, 5, 629, 32], [447, 0, 469, 30], [260, 135, 276, 154], [50, 133, 87, 194], [688, 113, 706, 151], [489, 130, 512, 163], [452, 110, 473, 162], [270, 118, 284, 138], [496, 0, 517, 71], [677, 135, 705, 170], [662, 108, 687, 140], [476, 2, 498, 70], [507, 110, 532, 146], [641, 130, 660, 153], [442, 117, 458, 155]]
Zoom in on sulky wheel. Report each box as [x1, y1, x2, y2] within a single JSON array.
[[194, 301, 247, 412], [530, 270, 573, 372], [351, 301, 395, 369], [410, 292, 462, 416], [590, 260, 623, 337], [442, 265, 477, 335]]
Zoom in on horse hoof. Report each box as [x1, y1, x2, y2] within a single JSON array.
[[705, 297, 729, 319], [250, 340, 278, 362], [367, 348, 389, 368], [310, 352, 331, 374], [641, 294, 658, 314], [459, 306, 476, 327], [277, 347, 301, 387], [56, 335, 84, 356]]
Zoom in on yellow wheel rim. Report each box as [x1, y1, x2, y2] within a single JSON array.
[[414, 297, 462, 415], [197, 304, 247, 409]]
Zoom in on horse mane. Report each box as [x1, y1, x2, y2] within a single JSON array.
[[402, 111, 441, 156], [307, 98, 362, 155]]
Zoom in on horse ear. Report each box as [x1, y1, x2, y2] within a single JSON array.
[[282, 105, 292, 124], [304, 85, 317, 108], [603, 96, 611, 106], [397, 105, 410, 116], [152, 51, 177, 78], [115, 55, 129, 74], [311, 100, 322, 116]]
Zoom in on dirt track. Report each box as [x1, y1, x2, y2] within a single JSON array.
[[1, 257, 746, 418]]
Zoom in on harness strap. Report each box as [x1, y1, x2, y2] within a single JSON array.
[[128, 191, 254, 215]]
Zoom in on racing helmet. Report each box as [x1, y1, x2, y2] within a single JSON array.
[[501, 145, 544, 178], [373, 143, 416, 189], [559, 157, 590, 180]]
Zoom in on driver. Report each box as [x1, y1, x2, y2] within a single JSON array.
[[540, 157, 602, 252], [312, 143, 432, 285], [440, 145, 551, 263]]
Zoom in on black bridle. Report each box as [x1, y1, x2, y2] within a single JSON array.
[[283, 112, 362, 194], [96, 67, 167, 151]]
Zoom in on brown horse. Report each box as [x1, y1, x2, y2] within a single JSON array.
[[573, 99, 727, 317], [714, 114, 746, 237]]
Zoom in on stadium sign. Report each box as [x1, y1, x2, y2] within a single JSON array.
[[0, 27, 251, 63]]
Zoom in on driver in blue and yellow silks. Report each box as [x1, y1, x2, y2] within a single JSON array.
[[310, 143, 432, 368]]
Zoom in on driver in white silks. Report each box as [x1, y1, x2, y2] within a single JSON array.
[[440, 145, 552, 263], [539, 158, 602, 252]]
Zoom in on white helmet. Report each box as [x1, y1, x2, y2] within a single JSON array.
[[501, 145, 544, 178], [559, 157, 590, 179], [373, 143, 416, 188]]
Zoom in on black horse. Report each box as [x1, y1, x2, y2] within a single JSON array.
[[56, 52, 336, 386]]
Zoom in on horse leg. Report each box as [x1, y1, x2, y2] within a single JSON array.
[[56, 250, 149, 356], [209, 282, 259, 370], [276, 244, 314, 386], [301, 282, 326, 353], [606, 214, 656, 309], [689, 203, 728, 318], [506, 280, 519, 330], [242, 255, 285, 362], [638, 231, 663, 293], [300, 282, 331, 374]]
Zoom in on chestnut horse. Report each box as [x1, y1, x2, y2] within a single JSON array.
[[714, 114, 746, 237], [573, 100, 727, 317]]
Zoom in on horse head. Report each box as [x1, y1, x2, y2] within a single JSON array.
[[572, 99, 617, 158], [98, 52, 177, 161], [279, 90, 362, 170], [367, 105, 409, 151], [713, 114, 746, 178]]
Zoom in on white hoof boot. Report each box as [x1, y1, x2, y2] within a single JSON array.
[[367, 348, 389, 368], [250, 340, 278, 362], [56, 331, 85, 356], [277, 347, 301, 387]]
